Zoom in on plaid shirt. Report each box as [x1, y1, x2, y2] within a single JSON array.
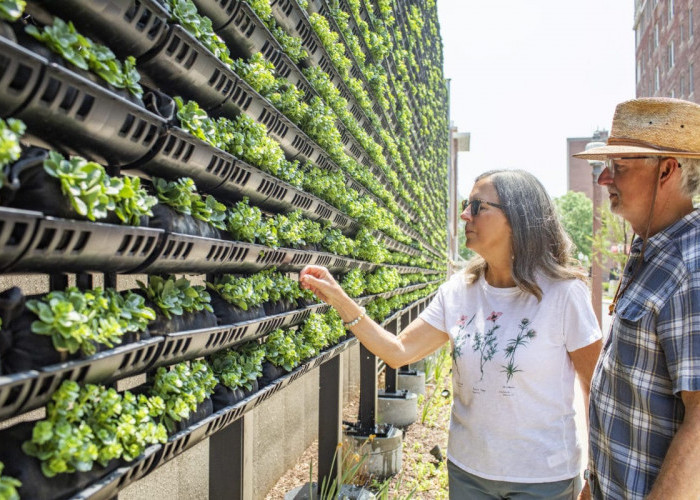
[[588, 209, 700, 499]]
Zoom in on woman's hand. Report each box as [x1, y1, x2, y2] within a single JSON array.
[[299, 265, 347, 307]]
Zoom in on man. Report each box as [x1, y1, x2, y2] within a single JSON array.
[[574, 97, 700, 499]]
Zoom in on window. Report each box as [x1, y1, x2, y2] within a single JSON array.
[[669, 41, 675, 69], [655, 24, 659, 47], [681, 72, 685, 96], [637, 61, 642, 84], [691, 8, 694, 38], [669, 0, 674, 23], [656, 66, 660, 92], [691, 63, 695, 94]]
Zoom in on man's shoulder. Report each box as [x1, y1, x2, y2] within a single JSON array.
[[672, 214, 700, 273]]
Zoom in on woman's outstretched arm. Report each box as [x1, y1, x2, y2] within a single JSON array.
[[300, 265, 449, 368]]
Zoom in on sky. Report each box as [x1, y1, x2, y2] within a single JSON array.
[[437, 1, 637, 199]]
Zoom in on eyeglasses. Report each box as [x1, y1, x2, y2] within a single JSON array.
[[461, 199, 505, 216], [603, 156, 656, 178]]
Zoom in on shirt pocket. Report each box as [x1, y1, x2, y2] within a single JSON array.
[[609, 278, 679, 373]]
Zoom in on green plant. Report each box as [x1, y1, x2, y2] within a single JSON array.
[[0, 0, 24, 21], [138, 275, 213, 319], [0, 461, 21, 500], [150, 360, 218, 433], [152, 177, 227, 230], [0, 118, 25, 189], [21, 380, 166, 478], [263, 328, 300, 371], [209, 342, 265, 392], [165, 0, 233, 66], [43, 151, 156, 224], [26, 18, 143, 97], [365, 267, 400, 294], [208, 274, 262, 310], [26, 287, 155, 356], [340, 269, 365, 297]]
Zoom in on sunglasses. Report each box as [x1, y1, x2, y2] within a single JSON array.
[[603, 156, 656, 178], [461, 199, 505, 216]]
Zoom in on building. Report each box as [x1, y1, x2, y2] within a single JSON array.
[[567, 130, 609, 197], [635, 0, 700, 100]]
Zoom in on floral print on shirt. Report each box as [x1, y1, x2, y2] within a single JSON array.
[[452, 312, 537, 384]]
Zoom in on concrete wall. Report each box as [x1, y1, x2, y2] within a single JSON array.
[[118, 344, 361, 500]]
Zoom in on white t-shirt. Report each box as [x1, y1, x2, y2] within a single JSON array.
[[419, 271, 601, 483]]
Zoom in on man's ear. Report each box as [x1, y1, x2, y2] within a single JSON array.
[[659, 157, 680, 184]]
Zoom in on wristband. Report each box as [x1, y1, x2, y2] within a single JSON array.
[[343, 307, 366, 328]]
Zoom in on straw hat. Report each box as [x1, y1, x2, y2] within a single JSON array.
[[574, 97, 700, 160]]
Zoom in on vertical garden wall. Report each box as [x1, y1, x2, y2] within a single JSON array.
[[0, 0, 448, 497]]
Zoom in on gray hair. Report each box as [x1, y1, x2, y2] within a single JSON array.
[[464, 169, 586, 301], [678, 157, 700, 197]]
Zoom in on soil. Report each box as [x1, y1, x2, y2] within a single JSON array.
[[266, 363, 452, 499]]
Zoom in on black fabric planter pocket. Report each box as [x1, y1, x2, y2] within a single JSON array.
[[263, 298, 298, 316], [171, 398, 214, 434], [0, 289, 71, 374], [296, 297, 318, 308], [258, 361, 289, 388], [146, 308, 219, 336], [211, 383, 246, 411], [210, 293, 265, 325], [6, 149, 128, 225], [148, 204, 222, 239], [0, 422, 122, 500]]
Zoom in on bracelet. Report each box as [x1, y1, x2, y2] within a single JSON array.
[[343, 307, 366, 328]]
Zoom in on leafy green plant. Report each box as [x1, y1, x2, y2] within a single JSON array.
[[0, 0, 24, 21], [0, 118, 25, 189], [208, 274, 262, 311], [340, 268, 365, 297], [152, 177, 227, 230], [138, 275, 213, 319], [26, 18, 143, 97], [26, 287, 155, 356], [21, 380, 166, 478], [150, 360, 218, 433], [209, 342, 265, 391], [43, 151, 156, 225], [263, 328, 300, 371], [165, 0, 233, 66], [298, 313, 331, 358], [365, 267, 400, 294], [0, 461, 21, 500]]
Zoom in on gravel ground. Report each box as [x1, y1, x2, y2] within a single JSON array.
[[266, 354, 453, 499]]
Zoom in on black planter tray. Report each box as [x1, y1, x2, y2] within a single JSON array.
[[32, 0, 170, 60], [0, 207, 42, 272], [138, 24, 237, 112], [136, 232, 261, 273], [144, 335, 358, 474], [372, 230, 419, 256], [8, 216, 164, 274], [151, 302, 329, 368], [191, 0, 241, 30], [5, 337, 163, 419], [0, 33, 46, 118], [214, 0, 279, 59], [218, 76, 324, 167], [0, 370, 38, 421], [70, 444, 162, 500], [270, 0, 342, 85], [354, 280, 442, 307], [137, 126, 237, 193], [10, 49, 167, 166]]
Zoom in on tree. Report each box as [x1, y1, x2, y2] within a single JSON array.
[[554, 191, 593, 266]]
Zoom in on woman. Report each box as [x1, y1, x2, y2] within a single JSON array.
[[300, 170, 602, 499]]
